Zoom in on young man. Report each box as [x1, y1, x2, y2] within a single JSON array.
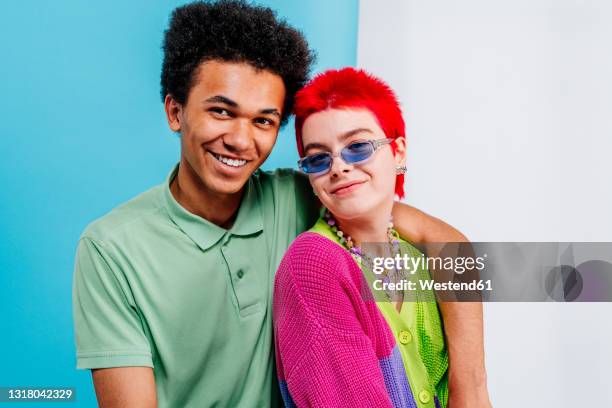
[[73, 1, 490, 407]]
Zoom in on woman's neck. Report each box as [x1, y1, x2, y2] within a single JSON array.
[[335, 210, 393, 247]]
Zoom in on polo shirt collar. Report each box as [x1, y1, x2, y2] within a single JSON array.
[[162, 164, 264, 251]]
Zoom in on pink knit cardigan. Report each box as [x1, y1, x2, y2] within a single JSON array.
[[274, 232, 439, 408]]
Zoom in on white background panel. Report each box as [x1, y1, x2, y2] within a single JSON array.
[[358, 1, 612, 406]]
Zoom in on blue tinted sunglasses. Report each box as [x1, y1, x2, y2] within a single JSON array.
[[298, 138, 395, 174]]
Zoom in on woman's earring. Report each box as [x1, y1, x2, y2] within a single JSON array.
[[396, 165, 407, 174]]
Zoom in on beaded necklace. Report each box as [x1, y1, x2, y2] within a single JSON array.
[[323, 209, 405, 300]]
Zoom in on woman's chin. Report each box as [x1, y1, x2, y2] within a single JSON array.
[[326, 196, 393, 224], [327, 202, 374, 222]]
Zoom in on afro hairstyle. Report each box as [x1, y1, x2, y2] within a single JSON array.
[[160, 0, 316, 125]]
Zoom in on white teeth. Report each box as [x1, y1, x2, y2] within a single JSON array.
[[212, 153, 247, 167]]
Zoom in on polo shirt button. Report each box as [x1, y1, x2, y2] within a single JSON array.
[[418, 390, 431, 404], [398, 329, 412, 344], [237, 270, 244, 279]]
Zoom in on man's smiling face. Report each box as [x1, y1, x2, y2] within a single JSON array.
[[167, 60, 286, 196]]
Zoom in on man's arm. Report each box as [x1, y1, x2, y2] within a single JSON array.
[[391, 203, 493, 408], [73, 237, 156, 406], [92, 367, 157, 408]]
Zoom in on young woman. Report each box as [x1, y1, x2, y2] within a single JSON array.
[[274, 68, 449, 408]]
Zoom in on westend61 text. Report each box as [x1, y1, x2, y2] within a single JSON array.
[[372, 279, 493, 292]]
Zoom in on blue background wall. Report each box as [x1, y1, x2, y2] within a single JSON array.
[[0, 1, 357, 405]]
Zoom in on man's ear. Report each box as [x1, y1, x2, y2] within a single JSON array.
[[393, 136, 407, 166], [164, 94, 182, 132]]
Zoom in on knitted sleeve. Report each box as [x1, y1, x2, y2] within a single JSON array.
[[273, 233, 394, 408]]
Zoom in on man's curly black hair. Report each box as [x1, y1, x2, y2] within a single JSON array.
[[160, 0, 316, 125]]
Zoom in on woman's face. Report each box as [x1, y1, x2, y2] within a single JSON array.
[[301, 108, 406, 221]]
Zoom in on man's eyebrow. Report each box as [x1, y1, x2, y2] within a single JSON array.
[[303, 128, 374, 155], [260, 108, 281, 118], [204, 95, 238, 107], [204, 96, 280, 118]]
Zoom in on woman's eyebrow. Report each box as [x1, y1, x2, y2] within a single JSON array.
[[340, 128, 373, 141], [303, 128, 374, 155], [303, 142, 329, 155]]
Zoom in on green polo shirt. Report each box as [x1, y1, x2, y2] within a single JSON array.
[[72, 165, 318, 407]]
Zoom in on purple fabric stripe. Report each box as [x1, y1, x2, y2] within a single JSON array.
[[278, 381, 297, 408], [435, 395, 441, 408], [379, 346, 418, 408]]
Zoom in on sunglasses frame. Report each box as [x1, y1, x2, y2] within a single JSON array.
[[297, 138, 395, 174]]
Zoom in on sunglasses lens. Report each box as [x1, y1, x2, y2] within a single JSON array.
[[300, 153, 332, 173], [341, 142, 374, 164]]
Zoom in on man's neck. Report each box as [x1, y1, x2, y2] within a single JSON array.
[[170, 162, 244, 229]]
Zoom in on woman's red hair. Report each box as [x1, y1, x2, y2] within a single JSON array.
[[294, 67, 406, 199]]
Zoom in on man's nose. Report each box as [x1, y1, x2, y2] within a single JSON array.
[[223, 119, 253, 153]]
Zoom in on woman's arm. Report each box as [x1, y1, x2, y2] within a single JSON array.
[[273, 233, 394, 408], [391, 203, 493, 408]]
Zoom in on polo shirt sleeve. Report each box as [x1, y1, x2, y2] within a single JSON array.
[[73, 237, 153, 369]]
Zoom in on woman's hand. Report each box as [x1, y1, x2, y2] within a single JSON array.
[[448, 389, 492, 408], [447, 368, 493, 408]]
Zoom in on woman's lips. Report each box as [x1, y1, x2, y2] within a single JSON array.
[[330, 180, 366, 196]]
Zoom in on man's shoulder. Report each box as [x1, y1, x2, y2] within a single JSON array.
[[253, 167, 302, 188], [252, 167, 312, 201], [251, 168, 318, 232], [80, 184, 165, 243]]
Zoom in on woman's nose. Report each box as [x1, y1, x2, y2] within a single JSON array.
[[329, 155, 352, 178]]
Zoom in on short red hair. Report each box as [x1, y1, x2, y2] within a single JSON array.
[[294, 67, 406, 199]]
